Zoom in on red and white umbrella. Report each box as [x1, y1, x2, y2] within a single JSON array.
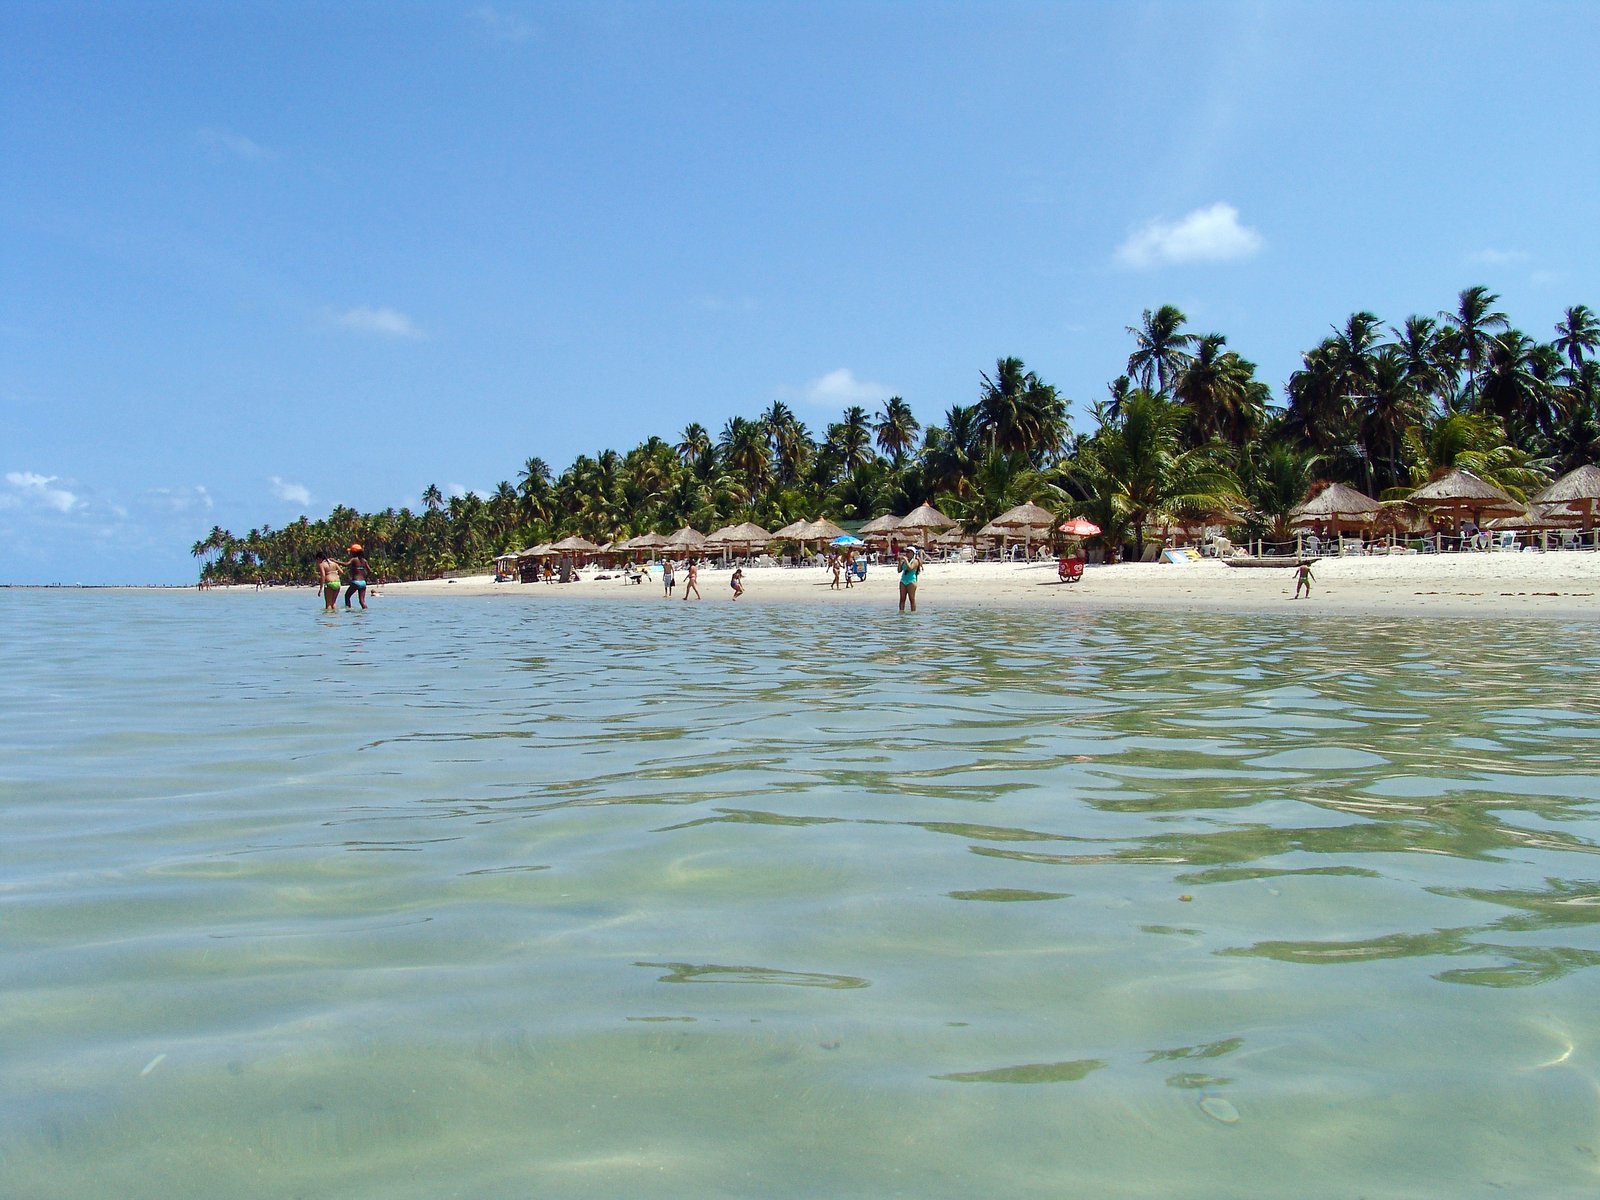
[[1058, 517, 1101, 537]]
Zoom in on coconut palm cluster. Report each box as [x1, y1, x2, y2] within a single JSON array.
[[194, 289, 1597, 584]]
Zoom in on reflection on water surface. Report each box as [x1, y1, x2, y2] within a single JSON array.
[[3, 591, 1599, 1198]]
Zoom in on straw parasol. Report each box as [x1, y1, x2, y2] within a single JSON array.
[[704, 521, 775, 553], [549, 535, 602, 553], [857, 513, 903, 536], [896, 501, 957, 547], [516, 542, 555, 558], [772, 518, 812, 540], [1530, 464, 1600, 531], [662, 525, 708, 554], [614, 532, 667, 558], [1290, 482, 1382, 532], [988, 500, 1057, 557], [1405, 470, 1523, 526], [806, 517, 848, 542]]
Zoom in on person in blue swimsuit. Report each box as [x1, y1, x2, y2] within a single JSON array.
[[897, 548, 922, 612], [343, 544, 371, 609]]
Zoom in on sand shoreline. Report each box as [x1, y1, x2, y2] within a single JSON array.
[[355, 554, 1600, 622]]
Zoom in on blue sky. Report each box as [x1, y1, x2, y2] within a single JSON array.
[[4, 1, 1597, 584]]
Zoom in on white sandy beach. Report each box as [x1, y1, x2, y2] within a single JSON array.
[[380, 552, 1600, 620]]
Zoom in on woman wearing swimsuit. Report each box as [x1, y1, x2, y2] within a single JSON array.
[[683, 559, 701, 600], [343, 544, 370, 609], [316, 550, 343, 612], [897, 549, 922, 613]]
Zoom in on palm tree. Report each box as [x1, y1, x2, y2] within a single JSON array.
[[1359, 349, 1432, 493], [1171, 333, 1269, 446], [1550, 360, 1600, 472], [873, 396, 921, 466], [1236, 438, 1321, 545], [1126, 305, 1196, 396], [1398, 411, 1548, 499], [422, 483, 444, 512], [918, 404, 984, 500], [1440, 286, 1508, 409], [977, 357, 1068, 461], [1071, 389, 1242, 559], [1390, 314, 1456, 411], [1554, 305, 1600, 375], [1478, 330, 1555, 450], [760, 402, 812, 486], [676, 422, 711, 465], [718, 415, 773, 505]]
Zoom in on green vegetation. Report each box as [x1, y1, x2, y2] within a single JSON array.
[[193, 289, 1599, 584]]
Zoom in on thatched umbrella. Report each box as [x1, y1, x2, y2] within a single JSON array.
[[704, 521, 774, 555], [897, 501, 957, 548], [772, 519, 812, 540], [1530, 464, 1600, 532], [1406, 470, 1523, 530], [1290, 482, 1382, 532], [662, 525, 708, 555], [550, 535, 602, 552], [857, 513, 902, 535], [806, 517, 848, 542], [988, 500, 1057, 558]]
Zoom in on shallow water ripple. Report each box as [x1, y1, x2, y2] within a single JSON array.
[[3, 591, 1599, 1198]]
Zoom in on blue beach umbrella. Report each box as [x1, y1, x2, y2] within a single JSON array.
[[831, 534, 864, 547]]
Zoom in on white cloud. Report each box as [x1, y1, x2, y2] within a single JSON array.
[[269, 476, 312, 507], [472, 5, 536, 42], [196, 127, 273, 161], [4, 471, 81, 513], [1115, 202, 1264, 269], [787, 368, 895, 410], [1468, 248, 1529, 266], [329, 306, 425, 339], [142, 484, 213, 513]]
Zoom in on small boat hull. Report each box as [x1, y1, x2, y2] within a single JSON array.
[[1221, 556, 1321, 569]]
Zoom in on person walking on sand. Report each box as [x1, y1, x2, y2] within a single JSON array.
[[1294, 560, 1315, 599], [897, 547, 923, 613], [730, 567, 744, 599], [829, 554, 842, 590], [683, 559, 701, 600], [316, 550, 343, 612], [343, 544, 371, 610], [662, 558, 676, 598]]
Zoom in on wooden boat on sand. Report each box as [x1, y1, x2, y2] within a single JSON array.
[[1221, 556, 1321, 568]]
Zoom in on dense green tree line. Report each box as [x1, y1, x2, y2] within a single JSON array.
[[194, 288, 1599, 583]]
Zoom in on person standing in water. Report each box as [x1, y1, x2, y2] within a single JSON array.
[[343, 544, 371, 609], [316, 550, 343, 612], [897, 548, 923, 613]]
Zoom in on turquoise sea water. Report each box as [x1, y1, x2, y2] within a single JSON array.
[[4, 588, 1600, 1198]]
